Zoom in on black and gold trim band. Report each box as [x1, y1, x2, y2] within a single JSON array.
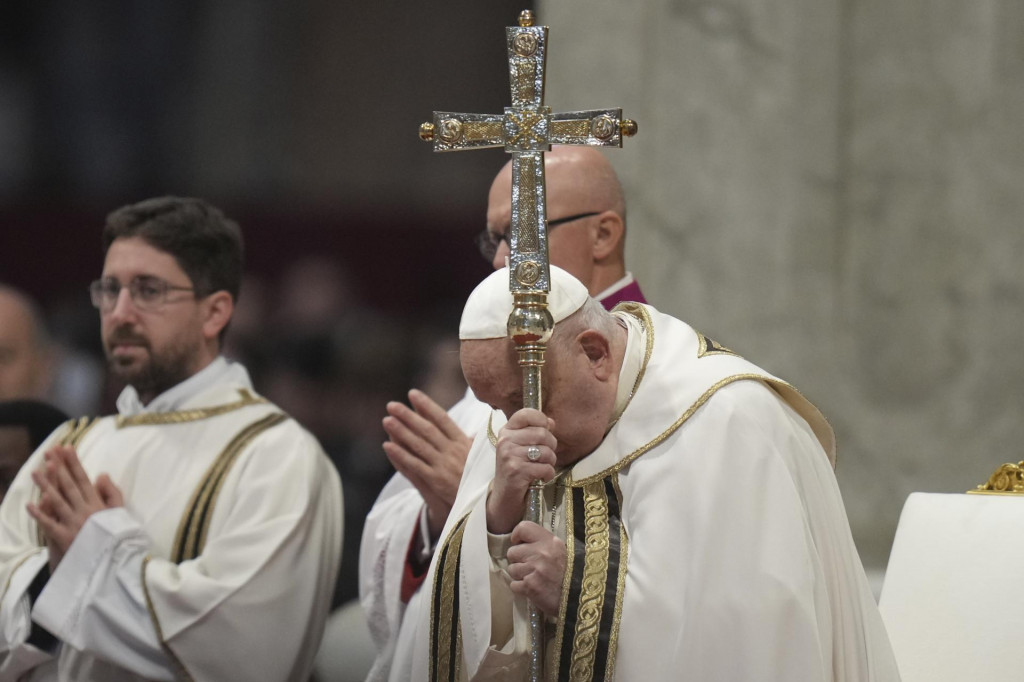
[[430, 513, 470, 682], [170, 412, 288, 563], [58, 416, 100, 448], [116, 389, 267, 428], [554, 476, 627, 682], [141, 555, 195, 681], [695, 330, 738, 358]]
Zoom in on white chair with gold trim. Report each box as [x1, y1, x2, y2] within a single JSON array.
[[878, 462, 1024, 682]]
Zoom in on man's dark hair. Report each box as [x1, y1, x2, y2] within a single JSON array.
[[102, 196, 244, 302]]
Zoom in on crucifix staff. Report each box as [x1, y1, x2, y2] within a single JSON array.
[[419, 10, 636, 680]]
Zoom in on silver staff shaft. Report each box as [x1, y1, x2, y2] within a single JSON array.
[[508, 291, 553, 682]]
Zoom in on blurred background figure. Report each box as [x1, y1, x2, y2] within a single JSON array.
[[411, 335, 469, 413], [254, 256, 469, 610], [0, 399, 68, 500], [0, 284, 53, 402], [0, 283, 108, 419]]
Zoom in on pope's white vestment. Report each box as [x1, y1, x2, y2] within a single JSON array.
[[360, 276, 646, 682], [409, 304, 900, 681], [0, 358, 343, 681], [360, 392, 490, 682]]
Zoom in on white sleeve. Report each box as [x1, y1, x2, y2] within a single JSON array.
[[0, 424, 70, 678], [408, 415, 515, 682], [32, 508, 175, 680], [360, 392, 493, 681], [359, 473, 422, 653], [0, 551, 56, 680], [453, 494, 529, 681]]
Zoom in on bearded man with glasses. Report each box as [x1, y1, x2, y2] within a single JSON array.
[[360, 146, 647, 681], [0, 197, 343, 681]]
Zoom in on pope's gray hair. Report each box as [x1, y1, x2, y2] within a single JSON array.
[[548, 297, 618, 355]]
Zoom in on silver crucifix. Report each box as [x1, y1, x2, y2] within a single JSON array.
[[419, 10, 636, 681]]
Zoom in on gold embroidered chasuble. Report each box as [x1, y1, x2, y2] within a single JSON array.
[[420, 303, 884, 682]]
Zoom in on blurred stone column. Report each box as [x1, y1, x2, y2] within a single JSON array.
[[538, 0, 1024, 568]]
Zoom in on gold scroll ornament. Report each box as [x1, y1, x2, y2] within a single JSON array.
[[969, 461, 1024, 495]]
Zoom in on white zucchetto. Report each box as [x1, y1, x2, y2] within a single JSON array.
[[458, 266, 589, 340]]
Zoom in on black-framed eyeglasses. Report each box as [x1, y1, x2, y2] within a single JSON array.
[[89, 276, 196, 313], [474, 211, 602, 262]]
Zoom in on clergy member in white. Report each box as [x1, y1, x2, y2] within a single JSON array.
[[359, 147, 648, 682], [0, 197, 343, 681], [405, 266, 900, 681]]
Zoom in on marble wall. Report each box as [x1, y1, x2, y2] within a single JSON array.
[[537, 0, 1024, 568]]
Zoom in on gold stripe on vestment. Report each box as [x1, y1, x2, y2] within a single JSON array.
[[568, 481, 612, 681], [69, 417, 99, 448], [430, 514, 470, 682], [605, 476, 629, 680], [553, 476, 628, 682], [58, 416, 100, 447], [696, 330, 738, 358], [487, 413, 498, 446], [56, 417, 83, 446], [195, 413, 288, 555], [602, 302, 836, 471], [551, 478, 577, 678], [53, 418, 77, 445], [569, 373, 773, 487], [116, 389, 267, 428], [171, 412, 288, 563], [141, 555, 195, 681]]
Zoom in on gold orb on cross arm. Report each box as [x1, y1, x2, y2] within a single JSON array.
[[519, 10, 534, 27], [419, 122, 436, 142]]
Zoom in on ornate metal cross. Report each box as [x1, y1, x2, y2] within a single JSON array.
[[420, 9, 636, 297], [419, 10, 635, 681]]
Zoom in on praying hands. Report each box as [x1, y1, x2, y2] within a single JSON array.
[[26, 445, 123, 571], [383, 389, 473, 538]]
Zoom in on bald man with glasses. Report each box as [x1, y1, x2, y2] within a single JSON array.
[[478, 147, 645, 308], [360, 146, 646, 681]]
